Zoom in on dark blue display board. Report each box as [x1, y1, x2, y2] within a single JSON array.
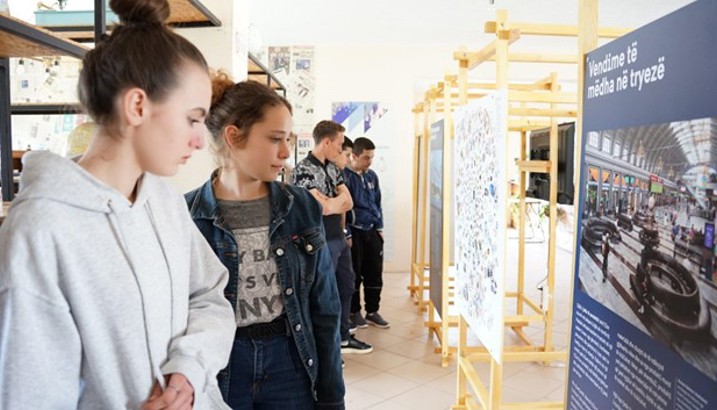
[[568, 1, 717, 409], [429, 120, 445, 318]]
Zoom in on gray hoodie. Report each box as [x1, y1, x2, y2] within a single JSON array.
[[0, 151, 234, 409]]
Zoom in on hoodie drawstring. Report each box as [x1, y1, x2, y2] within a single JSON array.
[[144, 202, 175, 338], [105, 199, 167, 391]]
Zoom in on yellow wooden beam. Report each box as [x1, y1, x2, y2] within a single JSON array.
[[458, 356, 490, 409], [454, 82, 552, 91], [433, 91, 575, 105], [517, 160, 551, 173], [533, 74, 557, 87], [485, 20, 631, 38], [508, 119, 552, 131], [467, 350, 568, 363], [509, 107, 578, 117], [488, 53, 578, 64], [453, 29, 521, 70], [519, 294, 544, 314], [511, 327, 533, 345], [504, 314, 544, 325], [508, 90, 577, 104]]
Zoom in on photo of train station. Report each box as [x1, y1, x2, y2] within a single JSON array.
[[577, 117, 717, 380]]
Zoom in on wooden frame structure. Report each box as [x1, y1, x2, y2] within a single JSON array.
[[451, 4, 615, 409], [409, 100, 430, 311], [411, 66, 580, 368]]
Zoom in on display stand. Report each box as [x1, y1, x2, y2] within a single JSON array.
[[409, 88, 443, 313], [451, 6, 620, 409], [422, 69, 579, 365], [410, 65, 577, 366]]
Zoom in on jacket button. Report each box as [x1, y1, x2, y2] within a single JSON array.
[[285, 288, 293, 296], [276, 248, 284, 256], [308, 359, 314, 367], [295, 324, 302, 332], [306, 244, 313, 252]]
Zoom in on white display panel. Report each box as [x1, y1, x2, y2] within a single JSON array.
[[453, 91, 508, 362]]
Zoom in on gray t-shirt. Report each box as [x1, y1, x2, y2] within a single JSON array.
[[217, 196, 284, 327]]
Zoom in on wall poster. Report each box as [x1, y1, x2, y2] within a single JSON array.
[[568, 1, 717, 409], [332, 101, 396, 262], [453, 91, 508, 362]]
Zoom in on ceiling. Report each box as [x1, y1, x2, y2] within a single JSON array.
[[9, 0, 695, 49], [249, 0, 694, 47]]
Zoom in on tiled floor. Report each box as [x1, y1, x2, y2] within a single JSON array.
[[343, 227, 575, 409]]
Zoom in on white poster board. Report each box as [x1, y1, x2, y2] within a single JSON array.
[[453, 91, 508, 362]]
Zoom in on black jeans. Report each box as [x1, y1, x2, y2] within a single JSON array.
[[328, 237, 355, 341], [350, 228, 384, 314]]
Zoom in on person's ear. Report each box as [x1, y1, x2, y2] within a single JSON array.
[[120, 87, 148, 127], [224, 125, 242, 150]]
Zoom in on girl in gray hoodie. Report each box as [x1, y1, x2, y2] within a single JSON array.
[[0, 0, 235, 409]]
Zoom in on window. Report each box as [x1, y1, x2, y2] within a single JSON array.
[[614, 142, 621, 157], [602, 137, 612, 153], [588, 132, 599, 148]]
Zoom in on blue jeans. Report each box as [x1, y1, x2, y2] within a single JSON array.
[[328, 238, 355, 341], [227, 334, 316, 409]]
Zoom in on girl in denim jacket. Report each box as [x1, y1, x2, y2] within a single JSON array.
[[185, 75, 345, 410]]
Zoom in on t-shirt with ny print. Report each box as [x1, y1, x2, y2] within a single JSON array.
[[217, 196, 284, 327], [292, 151, 345, 240]]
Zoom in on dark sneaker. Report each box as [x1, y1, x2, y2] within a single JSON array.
[[350, 312, 368, 329], [349, 323, 357, 334], [365, 312, 390, 329], [341, 335, 373, 354], [342, 359, 345, 368]]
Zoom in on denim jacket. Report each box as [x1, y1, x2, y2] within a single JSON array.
[[185, 177, 345, 410]]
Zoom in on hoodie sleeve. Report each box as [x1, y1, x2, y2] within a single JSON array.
[[373, 171, 384, 231], [0, 219, 82, 409], [160, 213, 235, 405]]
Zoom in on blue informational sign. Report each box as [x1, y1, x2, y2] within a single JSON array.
[[429, 120, 444, 318], [568, 1, 717, 409]]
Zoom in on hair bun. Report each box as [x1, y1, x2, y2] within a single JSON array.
[[110, 0, 170, 25], [210, 70, 235, 107]]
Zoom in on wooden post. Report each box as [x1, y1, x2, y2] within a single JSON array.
[[417, 98, 432, 310], [459, 61, 469, 105], [441, 77, 454, 367], [410, 111, 421, 299], [564, 0, 599, 402], [455, 315, 468, 408], [491, 9, 509, 408], [517, 129, 527, 317], [544, 72, 560, 353]]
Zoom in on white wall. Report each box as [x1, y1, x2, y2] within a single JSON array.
[[169, 0, 249, 193], [311, 45, 461, 272]]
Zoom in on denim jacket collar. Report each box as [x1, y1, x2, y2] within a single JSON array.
[[187, 169, 295, 236]]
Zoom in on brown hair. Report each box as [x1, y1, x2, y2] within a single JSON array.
[[312, 120, 344, 145], [78, 0, 208, 126], [206, 72, 292, 166], [352, 137, 376, 155]]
